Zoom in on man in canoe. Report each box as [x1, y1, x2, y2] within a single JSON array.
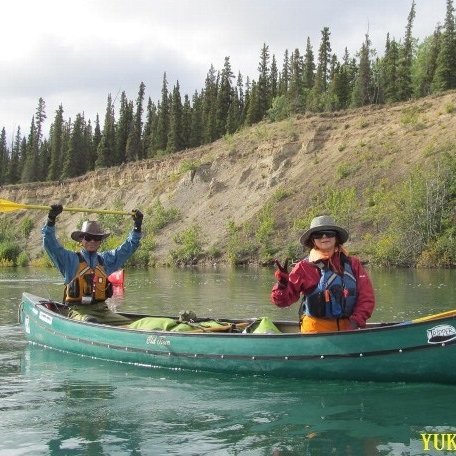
[[42, 204, 143, 325], [271, 215, 375, 333]]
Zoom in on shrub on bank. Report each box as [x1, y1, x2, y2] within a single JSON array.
[[0, 242, 22, 266]]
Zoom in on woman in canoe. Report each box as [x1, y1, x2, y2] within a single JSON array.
[[42, 204, 143, 325], [271, 215, 375, 333]]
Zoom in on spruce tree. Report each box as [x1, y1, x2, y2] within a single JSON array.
[[236, 72, 245, 125], [308, 28, 332, 111], [288, 48, 305, 112], [35, 97, 46, 149], [96, 94, 116, 168], [167, 81, 184, 153], [303, 37, 316, 90], [47, 105, 64, 181], [383, 34, 400, 103], [143, 98, 157, 157], [432, 0, 456, 91], [190, 90, 203, 148], [371, 56, 384, 104], [156, 73, 170, 151], [270, 54, 278, 100], [317, 27, 332, 92], [332, 48, 354, 109], [38, 139, 51, 182], [84, 119, 95, 172], [278, 49, 289, 96], [7, 127, 21, 184], [19, 137, 27, 182], [226, 86, 240, 135], [397, 0, 416, 100], [329, 63, 342, 111], [257, 43, 271, 120], [182, 94, 192, 149], [324, 54, 342, 111], [351, 34, 373, 107], [245, 80, 260, 125], [126, 81, 146, 161], [21, 98, 47, 182], [216, 56, 234, 137], [93, 114, 102, 153], [62, 113, 86, 178], [21, 117, 37, 183], [116, 92, 133, 164], [202, 65, 218, 143]]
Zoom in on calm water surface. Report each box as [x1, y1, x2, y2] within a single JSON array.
[[1, 267, 456, 455]]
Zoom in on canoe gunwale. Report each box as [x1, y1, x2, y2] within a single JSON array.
[[22, 294, 456, 338], [26, 311, 456, 361]]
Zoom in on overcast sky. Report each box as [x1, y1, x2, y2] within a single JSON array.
[[0, 0, 448, 143]]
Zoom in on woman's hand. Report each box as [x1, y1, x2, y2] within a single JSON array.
[[274, 258, 289, 289]]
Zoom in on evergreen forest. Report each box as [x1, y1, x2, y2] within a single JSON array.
[[1, 0, 456, 186]]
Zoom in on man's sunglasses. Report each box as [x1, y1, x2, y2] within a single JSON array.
[[82, 234, 104, 242], [312, 230, 337, 239]]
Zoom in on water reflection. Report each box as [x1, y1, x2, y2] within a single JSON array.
[[15, 344, 456, 455], [370, 268, 456, 321]]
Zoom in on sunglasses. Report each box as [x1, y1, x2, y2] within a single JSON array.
[[312, 230, 337, 239], [82, 234, 104, 242]]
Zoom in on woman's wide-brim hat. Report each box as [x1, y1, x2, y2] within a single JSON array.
[[71, 220, 110, 241], [299, 215, 349, 247]]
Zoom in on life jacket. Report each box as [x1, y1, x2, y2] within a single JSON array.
[[65, 253, 113, 304], [299, 256, 357, 319]]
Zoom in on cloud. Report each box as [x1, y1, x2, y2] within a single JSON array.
[[0, 0, 447, 141]]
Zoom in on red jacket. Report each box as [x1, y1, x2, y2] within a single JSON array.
[[271, 254, 375, 328]]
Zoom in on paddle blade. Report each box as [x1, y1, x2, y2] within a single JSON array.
[[0, 198, 49, 213]]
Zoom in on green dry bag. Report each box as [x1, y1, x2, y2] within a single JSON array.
[[252, 317, 281, 334]]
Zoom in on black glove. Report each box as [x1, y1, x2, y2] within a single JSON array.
[[274, 258, 290, 289], [47, 204, 63, 226], [132, 209, 143, 232]]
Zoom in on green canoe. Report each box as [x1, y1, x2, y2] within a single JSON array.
[[19, 292, 456, 384]]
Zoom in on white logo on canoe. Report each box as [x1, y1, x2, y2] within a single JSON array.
[[24, 315, 30, 334], [146, 335, 170, 346], [427, 325, 456, 344], [39, 311, 53, 325]]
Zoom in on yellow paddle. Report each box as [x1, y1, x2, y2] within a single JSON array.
[[0, 198, 134, 216], [411, 309, 456, 323]]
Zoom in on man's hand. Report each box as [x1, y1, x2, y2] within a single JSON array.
[[132, 209, 143, 232], [47, 204, 63, 226]]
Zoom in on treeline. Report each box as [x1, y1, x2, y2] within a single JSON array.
[[1, 0, 456, 185]]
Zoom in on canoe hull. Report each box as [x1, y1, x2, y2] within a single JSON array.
[[19, 293, 456, 384]]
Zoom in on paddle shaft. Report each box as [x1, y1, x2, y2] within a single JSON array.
[[411, 309, 456, 323], [0, 198, 133, 216]]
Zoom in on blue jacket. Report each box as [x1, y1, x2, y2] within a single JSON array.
[[42, 224, 141, 284]]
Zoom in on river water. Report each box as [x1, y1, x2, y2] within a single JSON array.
[[1, 267, 455, 455]]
